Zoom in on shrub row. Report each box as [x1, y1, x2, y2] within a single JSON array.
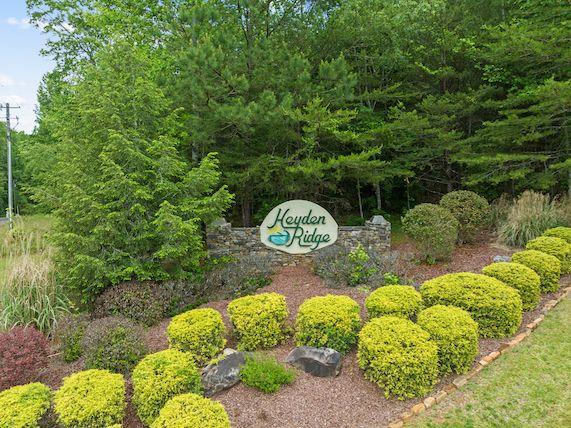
[[526, 236, 570, 274]]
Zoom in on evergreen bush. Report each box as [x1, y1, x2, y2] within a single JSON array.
[[482, 262, 541, 310], [0, 382, 51, 428], [543, 226, 571, 243], [365, 285, 423, 319], [420, 272, 522, 338], [511, 250, 561, 292], [439, 190, 490, 243], [525, 236, 571, 274], [151, 393, 230, 428], [167, 308, 226, 366]]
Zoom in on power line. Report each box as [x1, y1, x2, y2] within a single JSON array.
[[1, 103, 20, 229]]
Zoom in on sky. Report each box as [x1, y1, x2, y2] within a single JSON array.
[[0, 0, 53, 133]]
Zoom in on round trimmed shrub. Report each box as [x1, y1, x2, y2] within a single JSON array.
[[526, 236, 571, 274], [402, 203, 459, 261], [54, 369, 125, 428], [81, 316, 147, 374], [55, 313, 90, 363], [543, 226, 571, 243], [167, 308, 226, 366], [482, 262, 541, 310], [365, 285, 423, 320], [132, 349, 202, 426], [227, 292, 288, 351], [511, 250, 561, 293], [0, 382, 51, 428], [357, 316, 438, 398], [440, 190, 490, 243], [151, 393, 230, 428], [417, 305, 479, 375], [295, 295, 361, 354], [420, 272, 522, 338], [0, 326, 49, 391]]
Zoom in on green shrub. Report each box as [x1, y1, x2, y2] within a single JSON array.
[[227, 293, 288, 351], [357, 316, 438, 399], [54, 369, 125, 428], [365, 285, 422, 319], [420, 272, 522, 338], [543, 226, 571, 243], [0, 382, 51, 428], [240, 354, 296, 393], [81, 316, 147, 374], [526, 236, 571, 274], [55, 313, 90, 363], [511, 250, 561, 293], [439, 190, 490, 243], [151, 393, 230, 428], [295, 295, 361, 354], [417, 305, 479, 374], [498, 191, 560, 247], [347, 244, 378, 286], [132, 349, 202, 426], [167, 308, 226, 366], [402, 203, 459, 261], [482, 262, 541, 310]]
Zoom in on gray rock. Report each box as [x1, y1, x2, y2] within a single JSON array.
[[285, 346, 342, 377], [493, 255, 511, 263], [367, 215, 389, 226], [202, 352, 246, 396]]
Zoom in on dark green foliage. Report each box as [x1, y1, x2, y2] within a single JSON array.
[[440, 191, 490, 243], [239, 354, 296, 394], [81, 316, 147, 374]]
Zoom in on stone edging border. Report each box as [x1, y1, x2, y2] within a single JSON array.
[[386, 284, 571, 428]]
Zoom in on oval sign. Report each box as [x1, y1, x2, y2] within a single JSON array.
[[260, 200, 338, 254]]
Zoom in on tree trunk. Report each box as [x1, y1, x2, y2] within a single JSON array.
[[242, 197, 252, 227], [357, 179, 364, 219], [375, 182, 382, 211]]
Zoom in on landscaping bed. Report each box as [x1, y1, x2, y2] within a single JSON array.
[[35, 237, 569, 428]]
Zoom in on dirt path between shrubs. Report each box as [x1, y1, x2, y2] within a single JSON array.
[[39, 238, 569, 428]]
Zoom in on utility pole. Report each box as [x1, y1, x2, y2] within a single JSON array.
[[2, 103, 20, 229]]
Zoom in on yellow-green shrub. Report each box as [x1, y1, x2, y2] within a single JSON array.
[[54, 369, 125, 428], [0, 382, 51, 428], [511, 250, 561, 292], [482, 262, 541, 310], [295, 295, 361, 354], [151, 393, 230, 428], [420, 273, 522, 338], [167, 308, 226, 366], [543, 226, 571, 243], [365, 285, 422, 319], [526, 236, 571, 274], [132, 349, 202, 426], [417, 305, 478, 375], [358, 316, 438, 399], [227, 293, 288, 350]]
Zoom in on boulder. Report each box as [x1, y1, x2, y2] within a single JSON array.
[[285, 346, 342, 377], [493, 255, 511, 263], [202, 351, 246, 396]]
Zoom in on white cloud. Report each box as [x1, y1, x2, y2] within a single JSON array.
[[0, 73, 27, 87], [0, 95, 28, 106], [4, 17, 32, 30]]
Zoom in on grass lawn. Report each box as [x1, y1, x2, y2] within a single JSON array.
[[412, 294, 571, 428]]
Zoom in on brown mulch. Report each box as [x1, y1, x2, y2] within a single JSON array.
[[38, 237, 570, 428]]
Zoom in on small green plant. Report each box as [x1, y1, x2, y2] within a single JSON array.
[[151, 393, 230, 428], [55, 313, 90, 363], [402, 203, 459, 262], [240, 354, 296, 393], [227, 293, 288, 351], [347, 245, 378, 286], [383, 272, 401, 285], [0, 382, 52, 428]]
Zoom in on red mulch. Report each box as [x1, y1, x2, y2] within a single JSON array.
[[37, 236, 570, 428]]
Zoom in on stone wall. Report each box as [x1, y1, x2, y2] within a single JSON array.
[[206, 216, 391, 264]]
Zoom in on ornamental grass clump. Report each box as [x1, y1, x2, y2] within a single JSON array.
[[0, 326, 49, 391], [54, 369, 125, 428], [81, 316, 147, 374], [402, 203, 459, 262], [420, 272, 522, 338], [0, 382, 51, 428], [365, 285, 423, 320], [482, 262, 541, 310], [417, 305, 479, 375], [543, 226, 571, 243], [167, 308, 226, 366], [240, 354, 296, 393], [357, 316, 438, 399], [151, 393, 230, 428], [295, 295, 361, 354], [511, 250, 561, 293], [132, 349, 202, 426], [439, 190, 490, 243], [525, 236, 571, 274], [227, 292, 288, 351]]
